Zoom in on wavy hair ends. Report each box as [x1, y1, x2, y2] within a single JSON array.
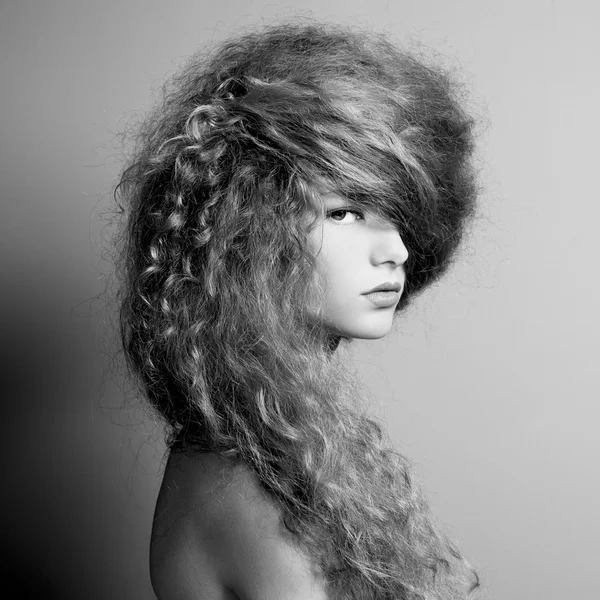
[[116, 20, 480, 600]]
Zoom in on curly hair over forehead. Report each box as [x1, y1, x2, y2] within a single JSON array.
[[116, 20, 480, 600]]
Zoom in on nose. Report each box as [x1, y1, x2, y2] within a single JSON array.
[[370, 221, 409, 268]]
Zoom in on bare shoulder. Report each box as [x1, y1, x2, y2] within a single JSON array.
[[151, 450, 329, 600]]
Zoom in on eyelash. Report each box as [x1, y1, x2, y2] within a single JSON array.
[[326, 208, 364, 223]]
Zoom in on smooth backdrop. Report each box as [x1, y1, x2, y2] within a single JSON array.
[[1, 1, 598, 598]]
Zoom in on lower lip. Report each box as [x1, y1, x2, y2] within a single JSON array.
[[363, 291, 400, 308]]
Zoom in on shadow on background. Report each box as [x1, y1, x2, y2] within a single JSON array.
[[0, 268, 160, 599]]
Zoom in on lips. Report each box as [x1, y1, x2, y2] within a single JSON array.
[[364, 282, 402, 294]]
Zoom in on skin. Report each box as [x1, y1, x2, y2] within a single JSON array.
[[151, 452, 329, 600], [307, 192, 409, 340], [150, 192, 409, 599]]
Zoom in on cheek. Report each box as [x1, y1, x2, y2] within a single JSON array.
[[317, 252, 358, 313], [314, 245, 340, 289], [307, 226, 367, 316]]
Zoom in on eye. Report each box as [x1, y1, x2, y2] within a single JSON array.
[[326, 208, 364, 223]]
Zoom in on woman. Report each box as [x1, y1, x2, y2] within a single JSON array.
[[115, 21, 480, 600]]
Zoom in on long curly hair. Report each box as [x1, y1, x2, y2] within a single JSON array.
[[115, 21, 480, 600]]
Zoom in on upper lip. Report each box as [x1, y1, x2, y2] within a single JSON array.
[[364, 282, 402, 294]]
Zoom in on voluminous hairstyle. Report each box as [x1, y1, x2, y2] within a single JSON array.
[[116, 21, 480, 600]]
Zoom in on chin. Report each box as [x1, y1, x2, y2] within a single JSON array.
[[327, 316, 394, 340], [352, 328, 392, 340]]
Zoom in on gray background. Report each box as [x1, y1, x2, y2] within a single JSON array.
[[1, 0, 598, 598]]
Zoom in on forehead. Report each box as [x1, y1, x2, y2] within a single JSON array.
[[317, 191, 347, 207]]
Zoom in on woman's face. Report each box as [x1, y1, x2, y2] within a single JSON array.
[[307, 192, 409, 340]]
